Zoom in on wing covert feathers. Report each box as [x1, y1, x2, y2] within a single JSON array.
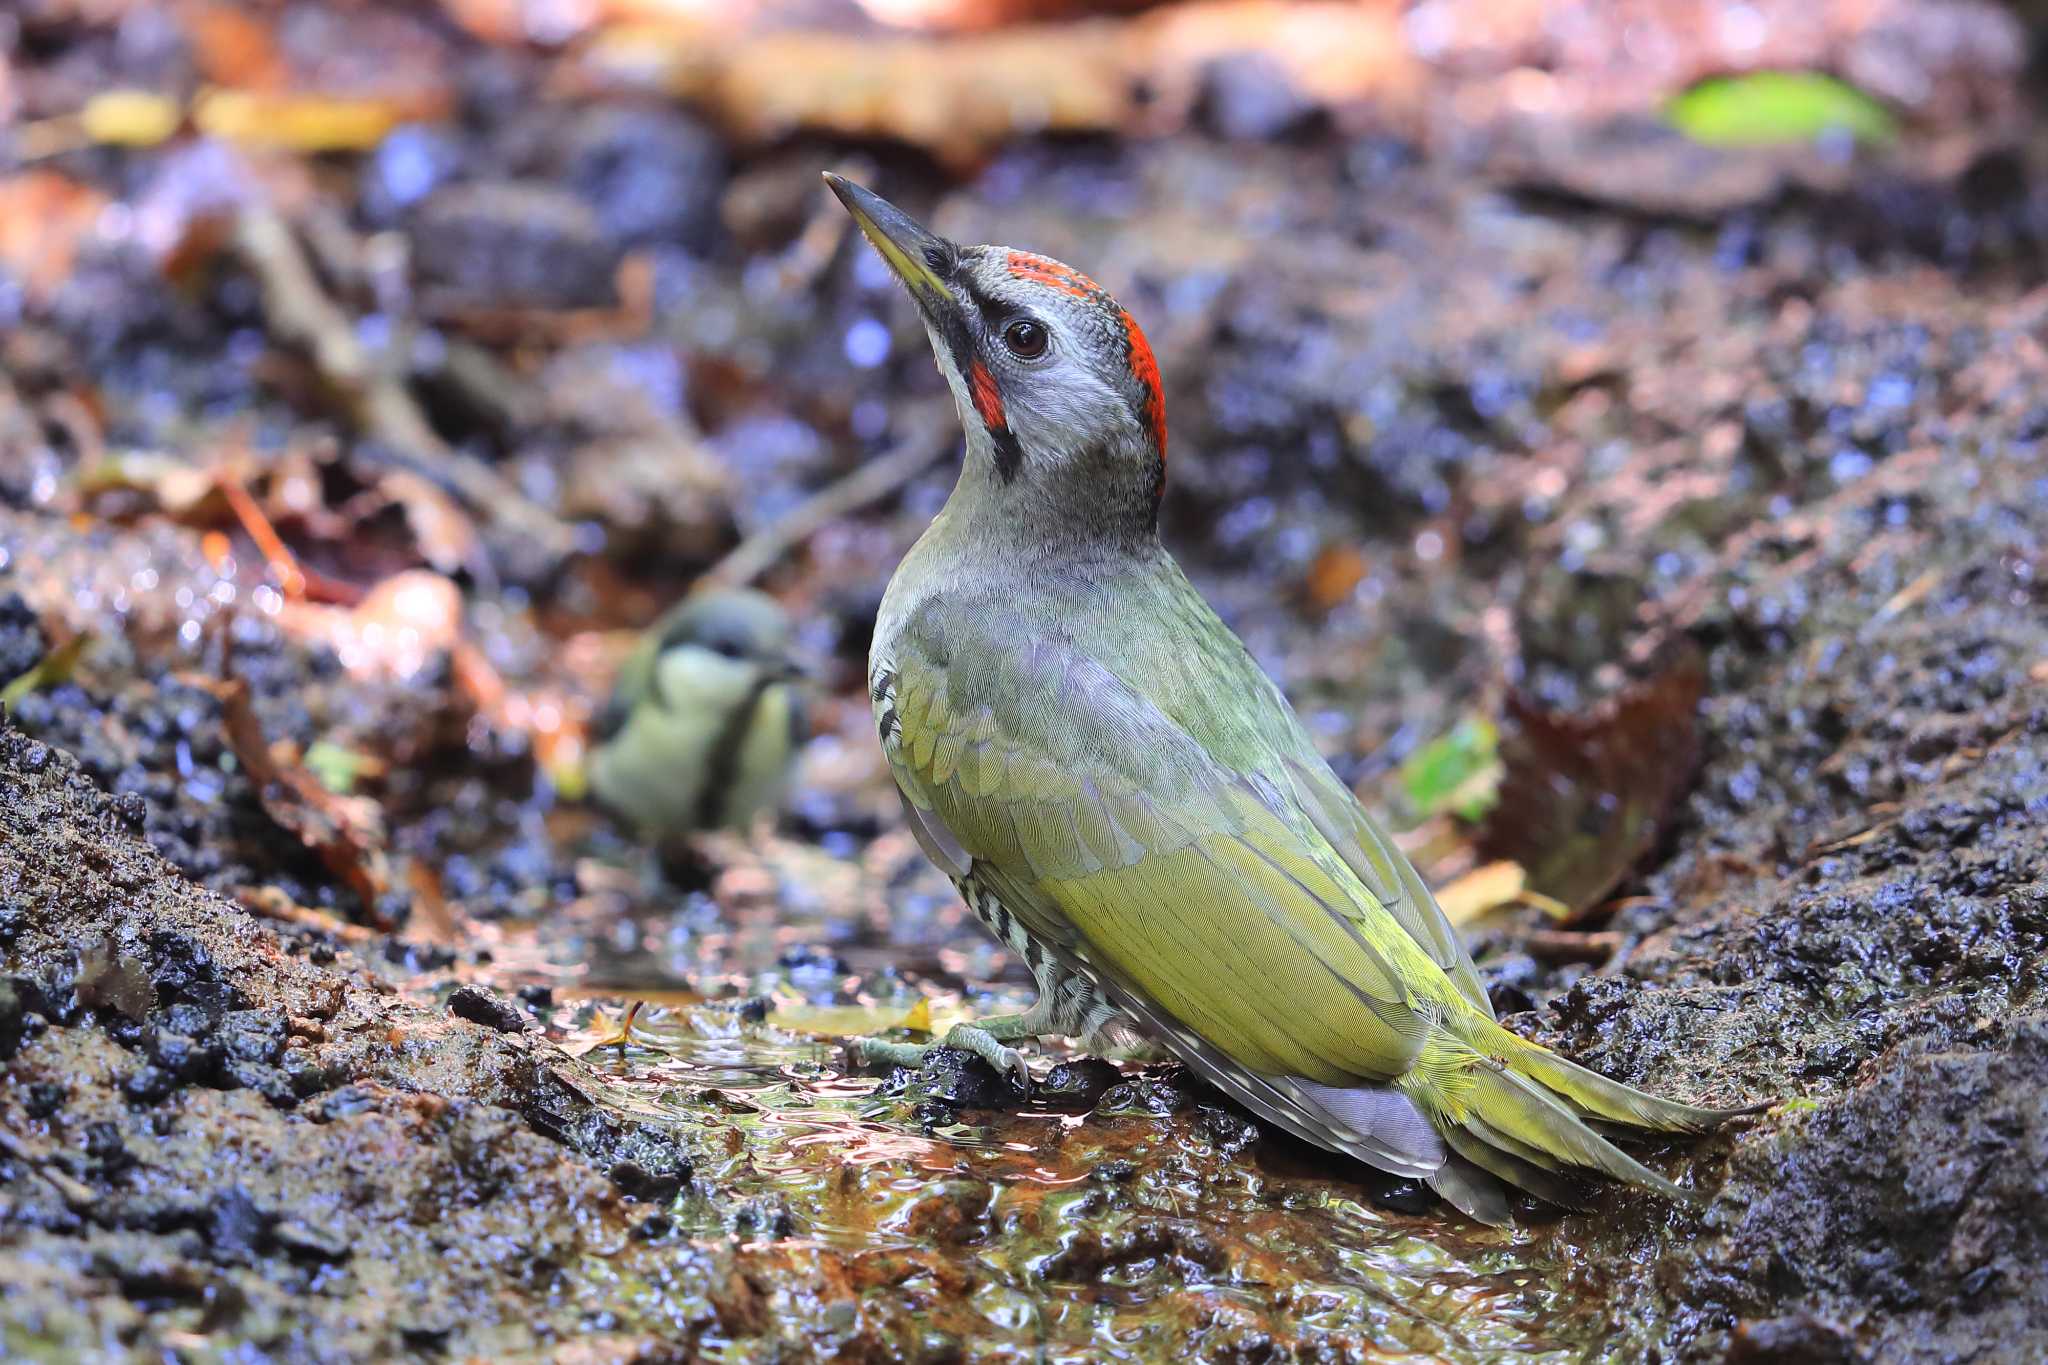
[[878, 611, 1744, 1222]]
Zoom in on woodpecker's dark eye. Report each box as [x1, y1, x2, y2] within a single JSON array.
[[708, 638, 744, 660], [1002, 319, 1049, 360]]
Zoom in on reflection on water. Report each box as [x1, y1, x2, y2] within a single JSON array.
[[570, 1002, 1610, 1361]]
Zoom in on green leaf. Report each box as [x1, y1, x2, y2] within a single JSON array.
[[1398, 715, 1501, 823], [0, 633, 89, 710], [1667, 71, 1894, 148], [303, 740, 373, 794]]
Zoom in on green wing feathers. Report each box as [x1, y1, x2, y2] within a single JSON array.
[[881, 605, 1741, 1221], [1285, 757, 1493, 1015], [1045, 822, 1436, 1081]]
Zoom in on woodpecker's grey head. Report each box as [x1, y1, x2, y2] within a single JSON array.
[[826, 174, 1167, 538]]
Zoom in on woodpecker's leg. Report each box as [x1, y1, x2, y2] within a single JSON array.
[[855, 1002, 1055, 1094], [1079, 1017, 1170, 1064], [940, 1013, 1040, 1092]]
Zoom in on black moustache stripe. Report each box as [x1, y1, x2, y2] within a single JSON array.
[[935, 284, 1021, 483]]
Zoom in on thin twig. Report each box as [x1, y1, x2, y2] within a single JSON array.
[[0, 1129, 100, 1212], [237, 886, 378, 946], [233, 208, 573, 576], [1519, 929, 1624, 964], [705, 409, 954, 587], [217, 473, 306, 598]]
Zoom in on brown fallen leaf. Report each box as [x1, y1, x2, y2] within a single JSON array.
[[182, 1, 294, 90], [1303, 543, 1369, 613], [363, 465, 488, 579], [582, 1, 1418, 166], [1433, 858, 1574, 927], [75, 452, 220, 518], [1433, 859, 1524, 927], [581, 22, 1136, 169], [872, 0, 1166, 27], [234, 207, 559, 573], [1139, 0, 1418, 130], [201, 675, 397, 927], [1479, 647, 1706, 918], [1518, 929, 1624, 966], [42, 85, 441, 156], [76, 938, 158, 1021], [77, 90, 186, 146]]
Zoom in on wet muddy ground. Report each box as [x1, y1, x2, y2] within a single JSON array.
[[4, 1, 2048, 1360]]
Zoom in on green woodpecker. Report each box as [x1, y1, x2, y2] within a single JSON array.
[[588, 587, 805, 842], [827, 173, 1744, 1223]]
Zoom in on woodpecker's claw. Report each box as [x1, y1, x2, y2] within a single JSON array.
[[944, 1024, 1033, 1098]]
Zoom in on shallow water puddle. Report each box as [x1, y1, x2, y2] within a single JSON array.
[[569, 1005, 1610, 1359]]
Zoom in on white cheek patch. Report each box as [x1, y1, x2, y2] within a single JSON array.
[[923, 321, 969, 400], [658, 647, 757, 713], [1007, 359, 1137, 465]]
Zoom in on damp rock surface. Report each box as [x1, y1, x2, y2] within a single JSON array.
[[0, 726, 758, 1360]]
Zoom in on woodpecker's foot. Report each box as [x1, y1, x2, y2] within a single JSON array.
[[940, 1023, 1033, 1096], [854, 1015, 1040, 1096], [853, 1037, 935, 1071]]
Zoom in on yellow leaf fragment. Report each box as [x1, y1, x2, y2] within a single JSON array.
[[80, 90, 186, 147], [194, 88, 413, 152], [1434, 859, 1526, 927]]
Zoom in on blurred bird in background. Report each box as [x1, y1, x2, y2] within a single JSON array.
[[588, 586, 807, 851], [827, 172, 1749, 1223], [585, 586, 807, 1048]]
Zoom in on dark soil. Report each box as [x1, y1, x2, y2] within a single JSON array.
[[0, 724, 737, 1360]]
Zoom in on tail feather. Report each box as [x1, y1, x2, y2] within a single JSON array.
[[1439, 1126, 1592, 1213], [1090, 958, 1748, 1221], [1466, 1080, 1687, 1203], [1374, 1013, 1752, 1213], [1501, 1038, 1746, 1133], [1427, 1152, 1513, 1225], [1455, 1109, 1574, 1176], [1464, 1066, 1692, 1198]]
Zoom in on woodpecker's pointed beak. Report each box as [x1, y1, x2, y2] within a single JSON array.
[[824, 173, 958, 315]]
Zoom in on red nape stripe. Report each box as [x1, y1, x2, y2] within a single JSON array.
[[1120, 308, 1167, 470], [968, 359, 1006, 431], [1005, 249, 1099, 300]]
